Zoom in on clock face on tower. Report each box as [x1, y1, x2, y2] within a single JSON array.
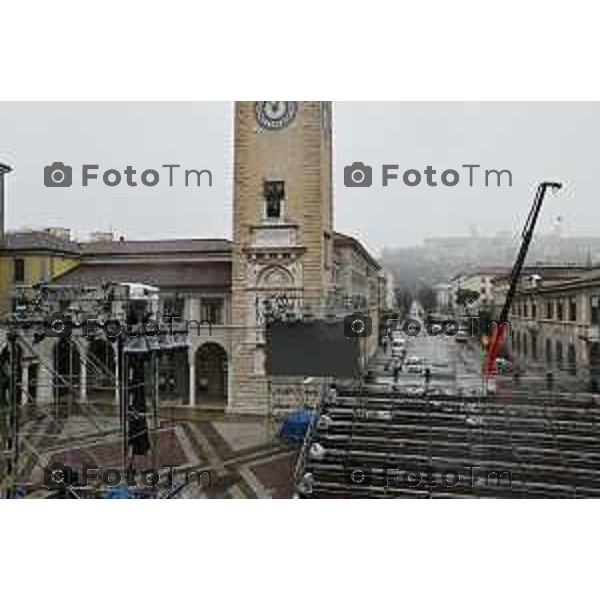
[[255, 101, 298, 130]]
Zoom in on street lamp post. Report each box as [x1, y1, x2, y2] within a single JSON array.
[[0, 163, 14, 245]]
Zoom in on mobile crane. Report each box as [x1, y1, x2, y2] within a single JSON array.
[[483, 181, 563, 378]]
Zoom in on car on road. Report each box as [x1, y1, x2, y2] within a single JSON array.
[[455, 329, 469, 343], [427, 387, 451, 397], [406, 386, 426, 396], [391, 339, 406, 357], [484, 379, 497, 395], [406, 355, 424, 373], [495, 357, 512, 373]]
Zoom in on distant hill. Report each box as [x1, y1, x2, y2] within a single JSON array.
[[381, 234, 600, 292]]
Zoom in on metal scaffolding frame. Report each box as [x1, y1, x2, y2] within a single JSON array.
[[295, 382, 600, 498], [0, 282, 189, 498]]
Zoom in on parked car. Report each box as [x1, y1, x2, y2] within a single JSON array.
[[406, 355, 421, 364], [406, 356, 424, 373], [495, 357, 513, 373], [484, 379, 497, 395], [406, 386, 426, 396], [391, 343, 406, 358], [455, 330, 469, 343]]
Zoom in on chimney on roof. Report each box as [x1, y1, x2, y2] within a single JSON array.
[[0, 163, 14, 246], [530, 274, 542, 289], [89, 231, 114, 243], [44, 227, 71, 241]]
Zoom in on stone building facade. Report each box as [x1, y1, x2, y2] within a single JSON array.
[[229, 101, 335, 412], [509, 269, 600, 381]]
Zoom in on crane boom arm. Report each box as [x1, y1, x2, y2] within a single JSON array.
[[483, 181, 562, 376]]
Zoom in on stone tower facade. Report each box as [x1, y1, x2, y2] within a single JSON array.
[[230, 101, 334, 413]]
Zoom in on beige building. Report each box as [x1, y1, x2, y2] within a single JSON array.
[[451, 264, 592, 316], [492, 264, 592, 312], [0, 229, 80, 315], [509, 269, 600, 381], [433, 282, 453, 313], [451, 269, 507, 311], [229, 101, 335, 412]]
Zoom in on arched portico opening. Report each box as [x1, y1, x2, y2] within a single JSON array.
[[195, 342, 228, 406], [158, 348, 189, 403]]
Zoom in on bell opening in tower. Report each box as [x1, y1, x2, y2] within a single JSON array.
[[264, 180, 285, 220]]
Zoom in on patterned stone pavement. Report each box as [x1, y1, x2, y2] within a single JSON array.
[[6, 402, 298, 499]]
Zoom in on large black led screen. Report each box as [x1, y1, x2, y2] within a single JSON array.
[[265, 320, 361, 377]]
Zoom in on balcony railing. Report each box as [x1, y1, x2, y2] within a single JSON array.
[[255, 291, 369, 326]]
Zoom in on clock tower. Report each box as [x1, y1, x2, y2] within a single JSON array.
[[230, 101, 334, 413]]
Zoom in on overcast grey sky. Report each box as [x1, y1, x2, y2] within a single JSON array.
[[1, 102, 598, 254]]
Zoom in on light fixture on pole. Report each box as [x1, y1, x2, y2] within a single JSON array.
[[0, 163, 14, 245]]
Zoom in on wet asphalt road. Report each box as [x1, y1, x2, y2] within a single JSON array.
[[375, 331, 486, 395]]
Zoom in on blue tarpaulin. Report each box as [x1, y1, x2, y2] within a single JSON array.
[[280, 409, 317, 445], [104, 484, 134, 499]]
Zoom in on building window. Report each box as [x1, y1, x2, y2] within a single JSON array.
[[523, 332, 528, 358], [163, 295, 185, 320], [532, 303, 537, 319], [40, 258, 50, 281], [546, 301, 553, 320], [568, 344, 577, 375], [523, 303, 529, 318], [323, 232, 331, 269], [13, 258, 25, 283], [555, 340, 563, 368], [569, 298, 577, 322], [201, 298, 224, 325], [556, 300, 563, 321], [592, 296, 600, 325], [264, 180, 285, 219], [545, 339, 552, 363], [531, 332, 538, 360], [158, 352, 188, 398], [591, 342, 600, 376]]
